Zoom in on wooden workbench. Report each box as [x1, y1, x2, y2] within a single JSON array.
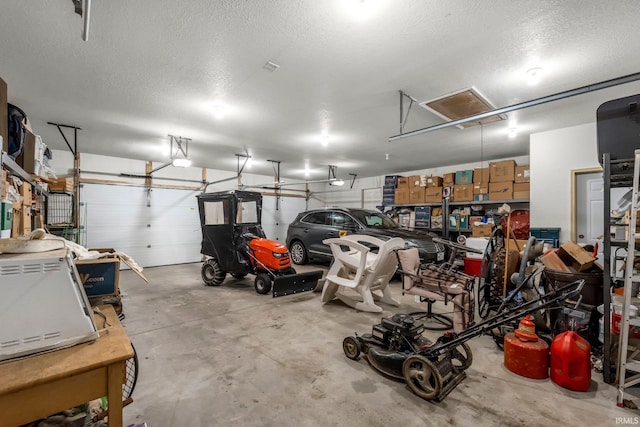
[[0, 305, 134, 427]]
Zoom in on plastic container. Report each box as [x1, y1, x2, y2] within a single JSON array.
[[530, 227, 561, 248], [550, 331, 591, 392], [464, 257, 482, 277], [1, 200, 12, 239], [465, 237, 489, 260], [504, 316, 549, 379]]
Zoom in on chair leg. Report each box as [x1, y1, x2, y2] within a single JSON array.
[[378, 285, 401, 307], [352, 287, 383, 313], [411, 300, 453, 330], [321, 280, 340, 303]]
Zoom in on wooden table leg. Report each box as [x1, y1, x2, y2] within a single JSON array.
[[107, 362, 124, 427]]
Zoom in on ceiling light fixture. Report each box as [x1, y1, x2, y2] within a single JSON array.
[[321, 134, 330, 146], [169, 135, 192, 168], [508, 127, 518, 139], [329, 179, 345, 186], [527, 67, 543, 86], [328, 164, 344, 186], [263, 61, 280, 72], [385, 153, 390, 160], [213, 104, 226, 119]]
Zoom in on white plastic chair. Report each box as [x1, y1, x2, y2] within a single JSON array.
[[321, 235, 404, 312]]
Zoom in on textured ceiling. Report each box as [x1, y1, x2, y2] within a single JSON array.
[[1, 0, 640, 180]]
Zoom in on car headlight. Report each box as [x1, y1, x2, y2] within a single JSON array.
[[405, 241, 419, 248]]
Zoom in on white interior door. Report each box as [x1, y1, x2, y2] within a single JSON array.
[[576, 172, 604, 262], [81, 183, 202, 268]]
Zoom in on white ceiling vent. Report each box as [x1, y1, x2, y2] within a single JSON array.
[[419, 87, 506, 129]]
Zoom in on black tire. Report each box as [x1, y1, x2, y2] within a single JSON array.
[[450, 343, 473, 371], [254, 273, 272, 294], [231, 272, 248, 279], [403, 355, 443, 401], [123, 342, 139, 400], [201, 259, 226, 286], [289, 241, 308, 265], [343, 336, 361, 360]]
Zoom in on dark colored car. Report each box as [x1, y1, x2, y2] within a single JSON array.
[[285, 207, 446, 265]]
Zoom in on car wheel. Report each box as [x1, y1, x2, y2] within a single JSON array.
[[201, 259, 226, 286], [254, 273, 272, 294], [289, 241, 308, 265]]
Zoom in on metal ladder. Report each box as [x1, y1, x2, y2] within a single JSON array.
[[617, 149, 640, 406]]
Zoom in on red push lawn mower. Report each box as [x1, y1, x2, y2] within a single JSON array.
[[196, 190, 323, 296]]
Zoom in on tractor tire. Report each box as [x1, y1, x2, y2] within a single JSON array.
[[231, 272, 248, 279], [201, 259, 226, 286], [289, 241, 308, 265], [254, 273, 272, 294]]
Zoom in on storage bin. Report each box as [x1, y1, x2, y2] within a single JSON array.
[[464, 257, 482, 277], [530, 227, 560, 248]]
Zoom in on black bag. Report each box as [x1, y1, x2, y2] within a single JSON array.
[[7, 103, 28, 159]]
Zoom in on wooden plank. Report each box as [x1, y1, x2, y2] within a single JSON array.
[[107, 362, 124, 427], [79, 177, 200, 191], [145, 161, 152, 189]]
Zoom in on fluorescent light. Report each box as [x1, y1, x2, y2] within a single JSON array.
[[330, 179, 345, 186], [172, 158, 192, 168]]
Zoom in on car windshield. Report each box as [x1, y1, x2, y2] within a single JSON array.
[[350, 210, 398, 229]]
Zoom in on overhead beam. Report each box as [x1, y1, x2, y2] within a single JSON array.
[[388, 71, 640, 142]]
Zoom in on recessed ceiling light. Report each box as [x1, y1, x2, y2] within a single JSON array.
[[213, 104, 226, 119], [508, 127, 518, 138], [321, 135, 330, 146], [527, 67, 543, 86]]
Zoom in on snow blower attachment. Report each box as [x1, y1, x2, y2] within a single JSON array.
[[197, 190, 323, 297]]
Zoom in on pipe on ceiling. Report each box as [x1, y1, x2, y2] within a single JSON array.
[[388, 71, 640, 142]]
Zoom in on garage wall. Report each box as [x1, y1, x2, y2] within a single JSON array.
[[48, 150, 317, 267], [530, 123, 599, 243]]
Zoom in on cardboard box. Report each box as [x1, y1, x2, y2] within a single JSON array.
[[0, 77, 6, 152], [443, 173, 456, 186], [431, 215, 443, 229], [424, 175, 443, 188], [540, 250, 572, 273], [1, 170, 7, 199], [75, 249, 121, 296], [415, 206, 431, 219], [394, 188, 411, 204], [556, 242, 595, 272], [11, 207, 31, 237], [489, 181, 513, 200], [384, 175, 401, 187], [506, 239, 529, 253], [409, 187, 426, 204], [474, 167, 490, 183], [20, 182, 32, 207], [474, 194, 489, 201], [513, 182, 530, 200], [453, 184, 473, 202], [407, 175, 422, 188], [49, 177, 74, 193], [490, 160, 516, 182], [473, 182, 489, 194], [425, 187, 443, 203], [396, 177, 409, 188], [472, 223, 493, 237], [15, 130, 38, 175], [455, 170, 474, 185], [515, 165, 530, 183]]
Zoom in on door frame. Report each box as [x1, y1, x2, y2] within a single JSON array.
[[570, 166, 603, 242]]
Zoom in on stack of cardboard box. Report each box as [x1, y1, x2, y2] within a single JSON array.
[[12, 181, 32, 237], [514, 165, 530, 199], [452, 170, 474, 202], [383, 175, 401, 205], [473, 167, 490, 201]]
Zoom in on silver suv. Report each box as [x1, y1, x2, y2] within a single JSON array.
[[285, 208, 445, 265]]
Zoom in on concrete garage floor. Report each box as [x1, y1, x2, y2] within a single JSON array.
[[119, 263, 632, 427]]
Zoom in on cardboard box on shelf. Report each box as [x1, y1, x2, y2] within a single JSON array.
[[48, 177, 74, 193], [455, 170, 474, 185], [473, 167, 490, 183], [431, 215, 443, 229], [20, 182, 32, 206], [415, 206, 431, 219], [394, 188, 411, 204], [15, 131, 43, 176], [409, 187, 426, 204], [473, 182, 489, 194], [474, 194, 490, 201], [489, 181, 513, 200], [407, 175, 422, 188], [443, 173, 456, 186], [490, 160, 516, 182], [453, 184, 473, 202], [424, 175, 443, 188], [1, 170, 7, 199], [384, 175, 402, 187], [556, 242, 595, 272], [396, 177, 409, 188], [425, 187, 443, 203], [540, 250, 572, 273], [0, 77, 7, 151], [515, 165, 530, 183], [506, 239, 529, 253], [513, 182, 530, 200], [472, 223, 493, 237], [432, 207, 442, 216]]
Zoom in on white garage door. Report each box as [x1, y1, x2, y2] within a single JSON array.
[[261, 195, 308, 243], [80, 183, 202, 268]]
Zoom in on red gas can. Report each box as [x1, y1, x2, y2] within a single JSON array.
[[504, 315, 549, 379], [550, 331, 591, 392]]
